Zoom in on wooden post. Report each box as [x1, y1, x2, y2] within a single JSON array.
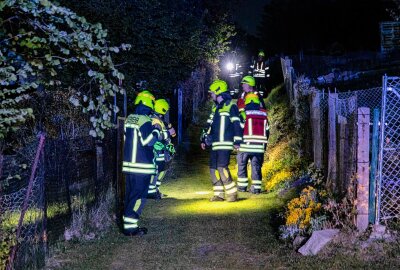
[[178, 87, 183, 144], [369, 108, 380, 224], [310, 91, 322, 169], [327, 93, 338, 193], [338, 115, 347, 196], [357, 107, 370, 232]]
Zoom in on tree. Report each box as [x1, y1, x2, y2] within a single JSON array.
[[0, 0, 130, 140], [59, 0, 236, 96]]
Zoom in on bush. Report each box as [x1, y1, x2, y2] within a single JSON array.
[[64, 186, 115, 241], [279, 186, 323, 240]]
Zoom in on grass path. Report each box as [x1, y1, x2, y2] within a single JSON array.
[[46, 143, 400, 269]]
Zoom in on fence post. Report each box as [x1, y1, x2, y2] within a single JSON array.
[[369, 108, 380, 224], [178, 87, 183, 144], [327, 93, 338, 193], [7, 134, 46, 270], [356, 107, 370, 232], [338, 115, 348, 196], [310, 91, 322, 169], [96, 142, 104, 196]]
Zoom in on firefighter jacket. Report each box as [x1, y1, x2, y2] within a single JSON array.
[[252, 60, 268, 78], [204, 97, 242, 151], [239, 108, 269, 154], [237, 92, 266, 116], [122, 111, 160, 175]]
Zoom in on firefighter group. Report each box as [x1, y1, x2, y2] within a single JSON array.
[[122, 74, 269, 236]]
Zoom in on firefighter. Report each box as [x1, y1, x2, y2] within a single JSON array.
[[237, 93, 269, 194], [236, 75, 266, 191], [148, 98, 176, 199], [237, 75, 266, 119], [200, 79, 242, 202], [122, 90, 161, 236], [251, 50, 269, 96]]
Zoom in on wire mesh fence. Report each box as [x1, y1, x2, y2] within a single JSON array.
[[0, 131, 117, 269], [377, 76, 400, 223], [0, 138, 46, 270], [284, 56, 400, 225]]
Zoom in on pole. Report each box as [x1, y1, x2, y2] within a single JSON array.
[[178, 87, 183, 144], [369, 108, 380, 224]]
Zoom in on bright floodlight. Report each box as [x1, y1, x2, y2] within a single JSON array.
[[226, 62, 234, 71]]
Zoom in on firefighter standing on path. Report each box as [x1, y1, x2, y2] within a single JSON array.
[[237, 93, 269, 194], [236, 75, 266, 191], [122, 90, 161, 236], [148, 98, 176, 199], [200, 80, 242, 202]]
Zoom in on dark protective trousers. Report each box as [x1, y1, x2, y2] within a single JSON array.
[[123, 173, 151, 233], [209, 150, 237, 198], [148, 161, 166, 197], [237, 152, 264, 191]]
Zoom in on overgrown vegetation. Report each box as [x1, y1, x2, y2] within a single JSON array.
[[64, 185, 115, 241], [262, 84, 308, 192]]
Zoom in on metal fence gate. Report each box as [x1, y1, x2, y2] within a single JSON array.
[[377, 76, 400, 223]]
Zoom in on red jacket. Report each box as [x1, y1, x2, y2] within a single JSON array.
[[239, 109, 269, 154], [243, 109, 269, 143]]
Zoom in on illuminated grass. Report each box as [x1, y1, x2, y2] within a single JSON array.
[[1, 202, 69, 230], [171, 195, 279, 216]]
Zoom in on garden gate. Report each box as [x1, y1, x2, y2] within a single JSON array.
[[377, 76, 400, 223]]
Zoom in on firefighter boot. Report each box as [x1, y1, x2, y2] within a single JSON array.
[[123, 227, 148, 236], [209, 196, 224, 202], [226, 192, 238, 202], [249, 185, 261, 194]]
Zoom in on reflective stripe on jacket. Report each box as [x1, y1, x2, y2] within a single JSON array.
[[122, 114, 159, 174], [206, 100, 242, 151]]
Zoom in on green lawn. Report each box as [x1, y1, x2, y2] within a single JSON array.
[[45, 144, 400, 270]]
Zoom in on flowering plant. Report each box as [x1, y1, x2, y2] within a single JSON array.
[[280, 186, 324, 240]]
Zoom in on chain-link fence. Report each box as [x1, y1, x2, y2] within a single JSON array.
[[377, 76, 400, 223], [283, 57, 400, 226], [0, 138, 46, 270], [0, 131, 117, 269]]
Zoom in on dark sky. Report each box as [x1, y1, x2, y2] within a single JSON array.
[[233, 0, 271, 36]]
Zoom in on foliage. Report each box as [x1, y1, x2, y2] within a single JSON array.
[[60, 0, 236, 97], [262, 85, 306, 191], [279, 186, 323, 240], [0, 0, 130, 139], [64, 186, 115, 241], [387, 0, 400, 21], [0, 227, 16, 269]]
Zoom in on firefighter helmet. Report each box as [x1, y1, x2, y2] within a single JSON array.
[[134, 90, 155, 110], [241, 75, 256, 87], [244, 93, 260, 105], [209, 80, 228, 95], [154, 99, 169, 115], [258, 50, 265, 57]]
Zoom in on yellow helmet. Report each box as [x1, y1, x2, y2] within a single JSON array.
[[134, 90, 155, 110], [241, 75, 255, 87], [258, 50, 265, 57], [154, 99, 169, 115], [209, 80, 228, 95], [244, 93, 260, 105]]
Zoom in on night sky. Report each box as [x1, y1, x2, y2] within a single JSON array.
[[233, 0, 271, 36], [233, 0, 393, 55]]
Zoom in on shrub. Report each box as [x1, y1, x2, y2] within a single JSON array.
[[279, 186, 323, 240]]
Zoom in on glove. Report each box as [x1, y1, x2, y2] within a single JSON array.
[[166, 143, 176, 155], [168, 123, 176, 137], [153, 141, 165, 151]]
